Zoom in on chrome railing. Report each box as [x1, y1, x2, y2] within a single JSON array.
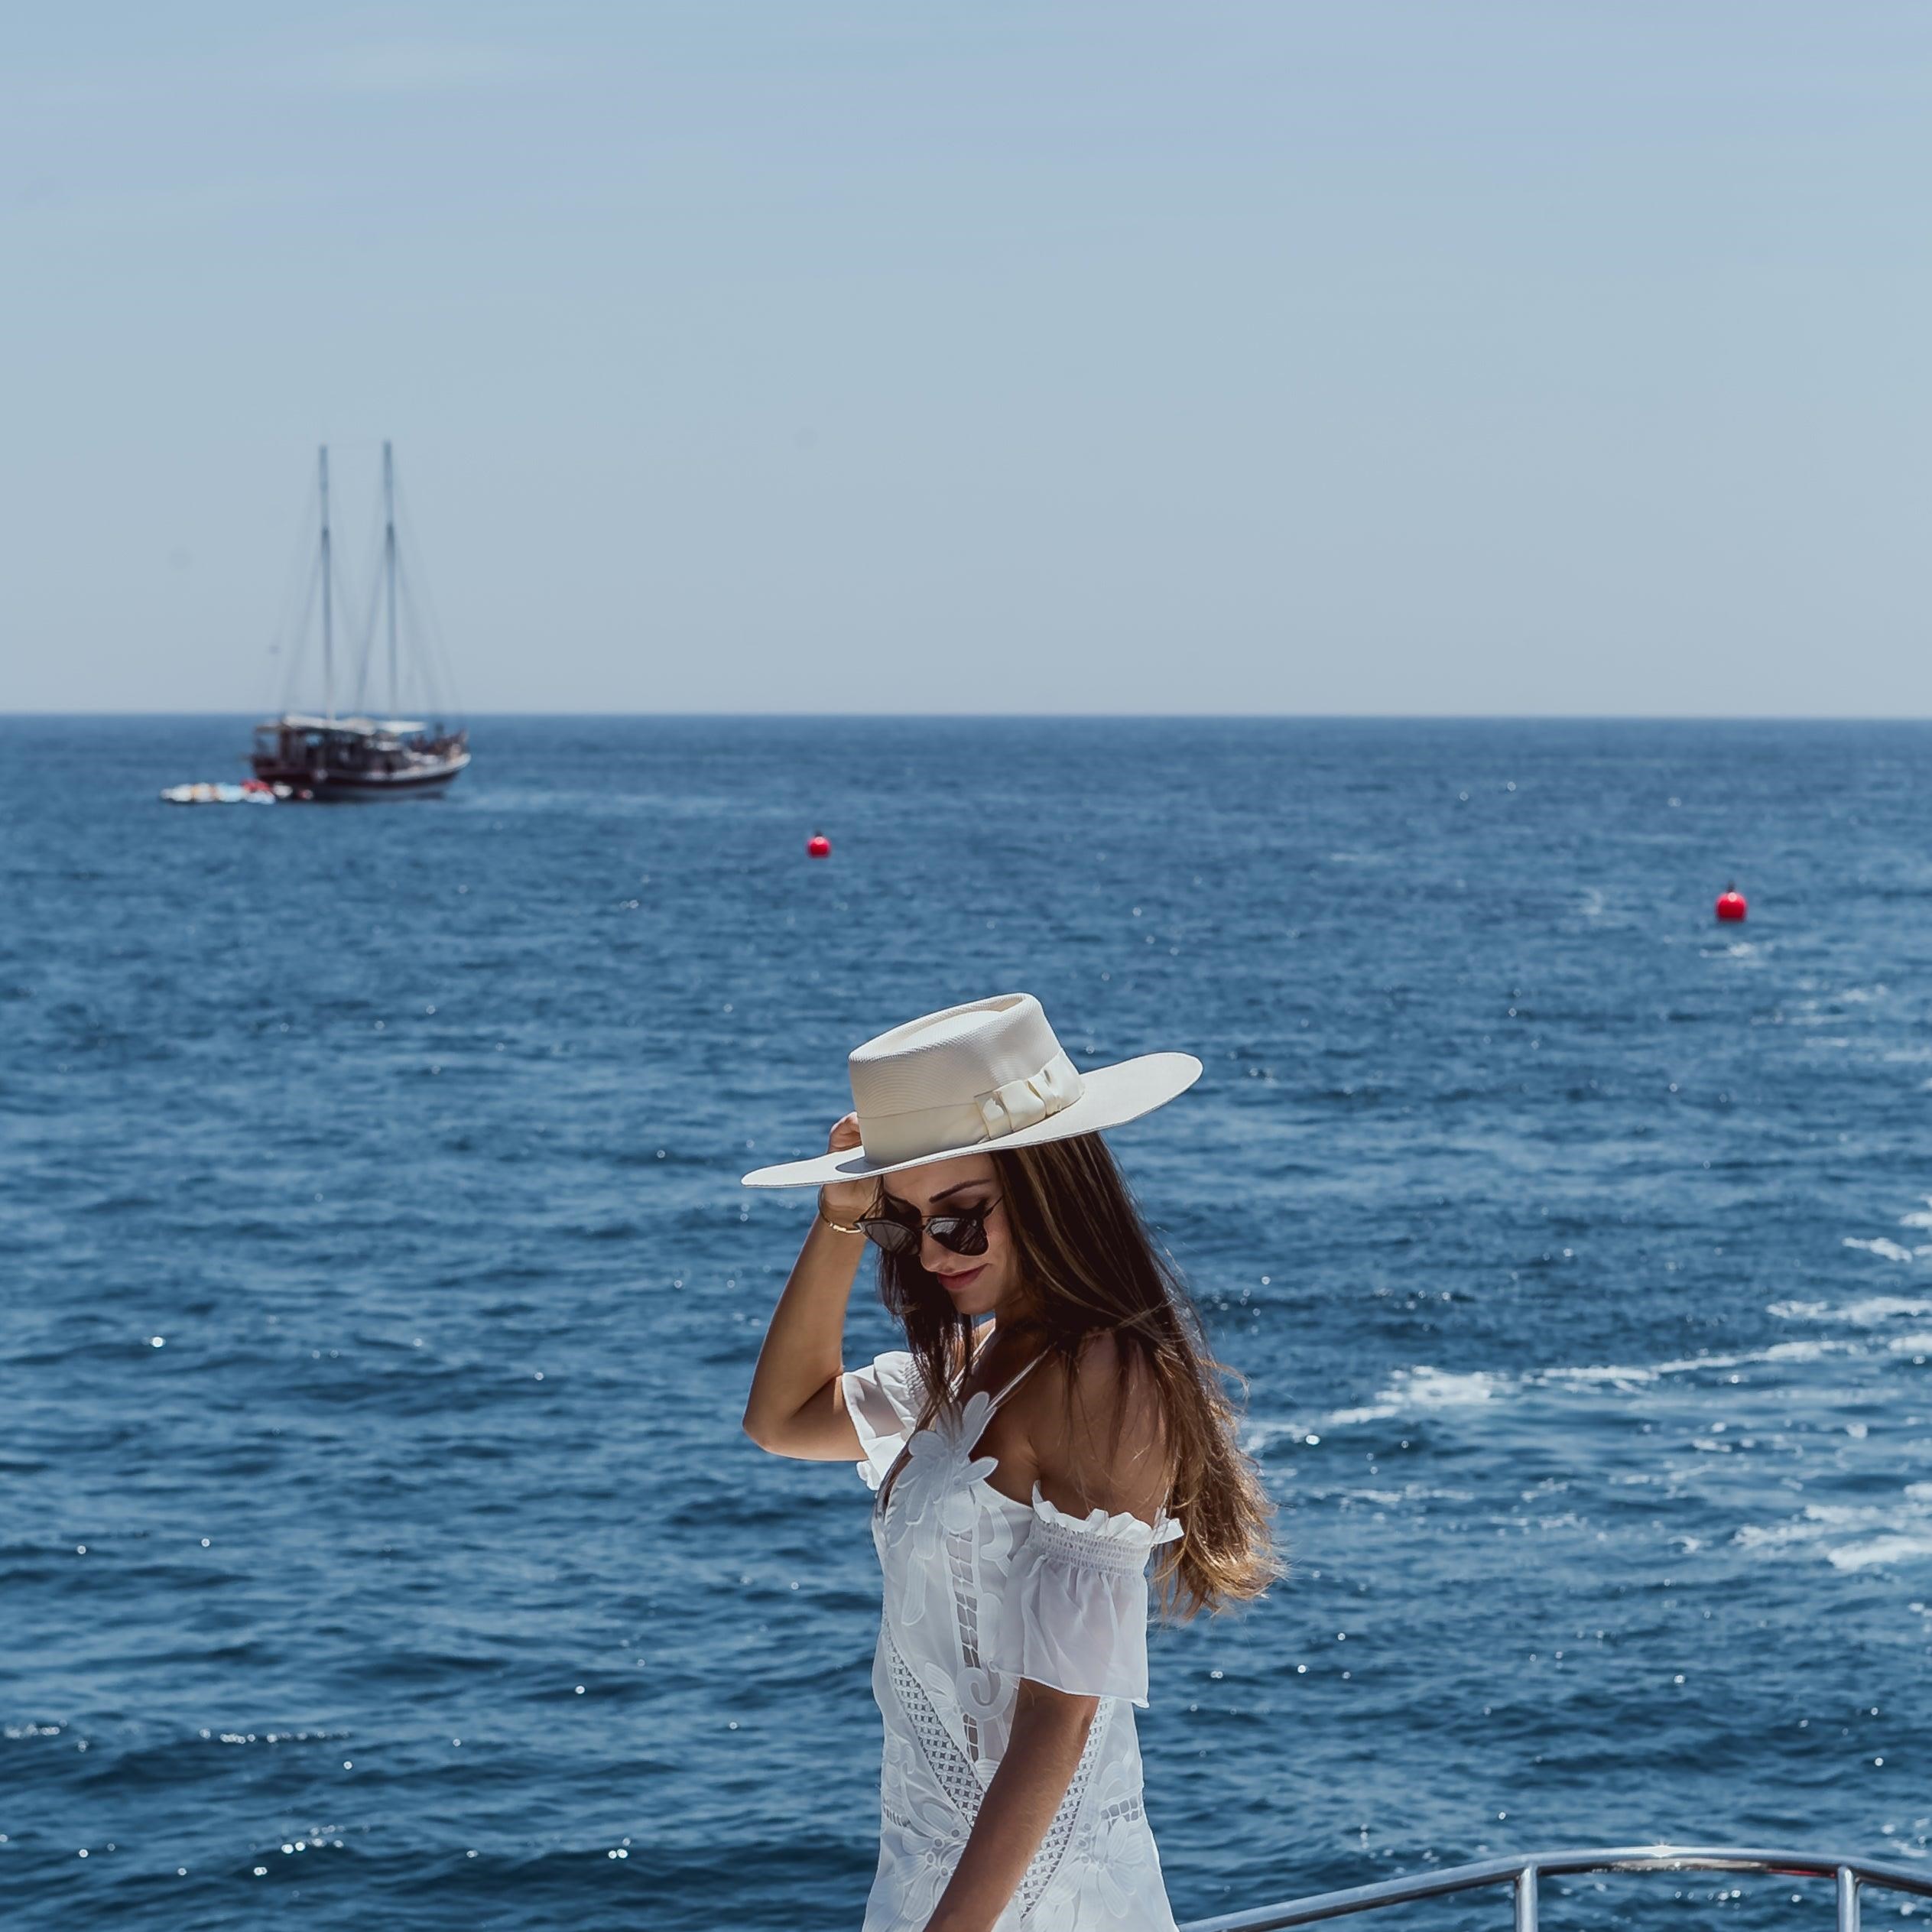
[[1180, 1845, 1932, 1932]]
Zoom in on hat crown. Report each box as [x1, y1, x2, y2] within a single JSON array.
[[851, 992, 1054, 1107], [849, 994, 1079, 1166]]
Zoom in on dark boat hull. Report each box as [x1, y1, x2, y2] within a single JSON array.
[[261, 755, 471, 800], [251, 723, 470, 801]]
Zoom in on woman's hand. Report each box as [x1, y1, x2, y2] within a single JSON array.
[[817, 1112, 875, 1224]]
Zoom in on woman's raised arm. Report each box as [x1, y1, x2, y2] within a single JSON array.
[[741, 1113, 874, 1461]]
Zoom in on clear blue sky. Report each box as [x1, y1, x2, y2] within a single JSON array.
[[3, 3, 1927, 715]]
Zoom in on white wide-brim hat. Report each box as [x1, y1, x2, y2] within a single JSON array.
[[741, 992, 1202, 1190]]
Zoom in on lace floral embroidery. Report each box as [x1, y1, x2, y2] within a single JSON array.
[[849, 1349, 1178, 1932], [878, 1388, 998, 1625]]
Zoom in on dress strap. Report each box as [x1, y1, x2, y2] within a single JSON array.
[[988, 1349, 1047, 1411]]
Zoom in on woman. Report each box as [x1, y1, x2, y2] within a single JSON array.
[[742, 993, 1275, 1932]]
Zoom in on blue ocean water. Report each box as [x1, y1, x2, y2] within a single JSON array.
[[2, 715, 1929, 1932]]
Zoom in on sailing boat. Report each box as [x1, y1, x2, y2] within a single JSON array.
[[252, 443, 471, 799]]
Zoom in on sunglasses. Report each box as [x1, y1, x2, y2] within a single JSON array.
[[856, 1196, 1002, 1259]]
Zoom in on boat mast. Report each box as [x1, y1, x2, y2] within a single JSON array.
[[319, 444, 335, 726], [383, 440, 398, 720]]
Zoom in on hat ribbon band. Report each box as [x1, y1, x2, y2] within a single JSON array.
[[856, 1050, 1086, 1165], [976, 1048, 1083, 1138]]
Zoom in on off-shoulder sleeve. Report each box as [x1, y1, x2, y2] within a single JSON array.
[[839, 1350, 927, 1490], [1000, 1486, 1184, 1707]]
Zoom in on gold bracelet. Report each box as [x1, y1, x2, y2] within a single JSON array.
[[817, 1200, 864, 1236]]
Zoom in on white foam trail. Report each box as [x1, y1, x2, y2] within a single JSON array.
[[1761, 1339, 1853, 1363], [1844, 1237, 1917, 1264], [1829, 1534, 1932, 1571], [1770, 1294, 1932, 1324], [1283, 1317, 1917, 1440], [1329, 1365, 1508, 1425], [1396, 1367, 1499, 1408], [1242, 1418, 1316, 1456], [1536, 1363, 1660, 1389], [1735, 1487, 1932, 1572], [1656, 1350, 1757, 1375]]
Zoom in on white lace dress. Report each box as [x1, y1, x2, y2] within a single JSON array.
[[842, 1348, 1183, 1932]]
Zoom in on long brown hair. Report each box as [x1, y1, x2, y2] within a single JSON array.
[[873, 1132, 1278, 1619]]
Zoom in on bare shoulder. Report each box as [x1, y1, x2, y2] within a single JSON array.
[[1018, 1329, 1171, 1523]]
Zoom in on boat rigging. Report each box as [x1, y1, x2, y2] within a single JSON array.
[[252, 443, 471, 800]]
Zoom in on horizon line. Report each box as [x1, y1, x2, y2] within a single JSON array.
[[5, 709, 1932, 726]]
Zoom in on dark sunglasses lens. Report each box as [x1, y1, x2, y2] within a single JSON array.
[[927, 1213, 989, 1257], [857, 1218, 917, 1255]]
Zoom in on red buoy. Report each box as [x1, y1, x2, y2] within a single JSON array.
[[807, 832, 832, 859], [1715, 884, 1748, 923]]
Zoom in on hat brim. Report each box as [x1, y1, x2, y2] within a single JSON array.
[[740, 1051, 1203, 1190]]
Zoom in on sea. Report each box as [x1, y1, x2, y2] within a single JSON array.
[[2, 715, 1928, 1932]]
